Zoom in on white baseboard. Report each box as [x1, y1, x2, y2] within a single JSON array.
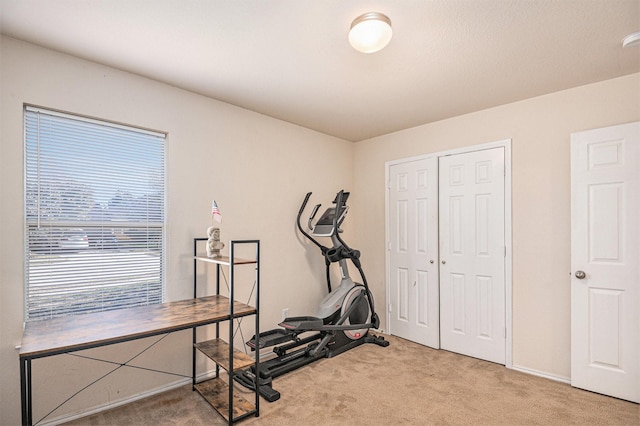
[[510, 364, 571, 384]]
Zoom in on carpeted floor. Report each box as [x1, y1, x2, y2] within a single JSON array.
[[65, 334, 639, 425]]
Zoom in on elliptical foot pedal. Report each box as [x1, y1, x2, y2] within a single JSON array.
[[279, 316, 324, 331], [247, 329, 296, 350]]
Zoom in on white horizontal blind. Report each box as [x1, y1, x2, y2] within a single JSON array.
[[24, 107, 165, 321]]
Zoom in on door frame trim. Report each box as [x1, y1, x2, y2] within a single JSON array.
[[385, 138, 513, 368]]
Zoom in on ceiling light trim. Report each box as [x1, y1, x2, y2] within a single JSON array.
[[349, 12, 393, 53]]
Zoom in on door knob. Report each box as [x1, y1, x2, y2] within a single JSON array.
[[429, 260, 434, 264], [575, 270, 586, 279], [441, 260, 446, 264]]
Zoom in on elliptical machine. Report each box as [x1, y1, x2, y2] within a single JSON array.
[[235, 190, 389, 401]]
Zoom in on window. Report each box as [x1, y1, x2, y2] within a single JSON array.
[[24, 106, 166, 321]]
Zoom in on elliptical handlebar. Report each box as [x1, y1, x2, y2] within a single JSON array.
[[332, 191, 352, 251], [332, 190, 344, 235], [297, 192, 325, 251], [308, 203, 321, 231]]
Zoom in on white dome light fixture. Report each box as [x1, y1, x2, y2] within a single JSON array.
[[349, 12, 392, 53], [622, 31, 640, 48]]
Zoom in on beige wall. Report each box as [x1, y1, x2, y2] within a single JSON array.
[[2, 34, 639, 425], [352, 73, 640, 379], [0, 36, 354, 425]]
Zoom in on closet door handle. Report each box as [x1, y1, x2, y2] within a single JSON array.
[[441, 260, 446, 264]]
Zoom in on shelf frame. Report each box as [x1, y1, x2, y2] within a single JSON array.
[[192, 238, 260, 425]]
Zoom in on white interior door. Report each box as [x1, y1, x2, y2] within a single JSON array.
[[388, 158, 440, 348], [570, 122, 639, 403], [439, 148, 506, 364]]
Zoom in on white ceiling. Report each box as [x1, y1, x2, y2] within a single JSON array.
[[1, 1, 639, 141]]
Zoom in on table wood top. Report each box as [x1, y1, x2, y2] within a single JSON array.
[[20, 295, 256, 359]]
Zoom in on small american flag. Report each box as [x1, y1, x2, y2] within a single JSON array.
[[212, 200, 222, 223]]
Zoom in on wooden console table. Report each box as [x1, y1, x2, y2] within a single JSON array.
[[19, 295, 256, 426]]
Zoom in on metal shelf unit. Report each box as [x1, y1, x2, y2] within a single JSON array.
[[192, 239, 260, 424]]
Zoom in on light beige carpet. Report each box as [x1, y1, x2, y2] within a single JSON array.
[[66, 335, 639, 425]]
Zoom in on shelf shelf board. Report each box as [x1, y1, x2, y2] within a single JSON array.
[[194, 378, 256, 422], [195, 338, 255, 372], [194, 254, 256, 266]]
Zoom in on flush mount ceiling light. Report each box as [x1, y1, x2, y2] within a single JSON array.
[[622, 31, 640, 48], [349, 12, 392, 53]]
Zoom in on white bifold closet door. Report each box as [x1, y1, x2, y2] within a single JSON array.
[[388, 147, 506, 365], [388, 158, 440, 348], [439, 148, 506, 364]]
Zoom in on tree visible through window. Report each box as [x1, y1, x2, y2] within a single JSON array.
[[24, 106, 166, 321]]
